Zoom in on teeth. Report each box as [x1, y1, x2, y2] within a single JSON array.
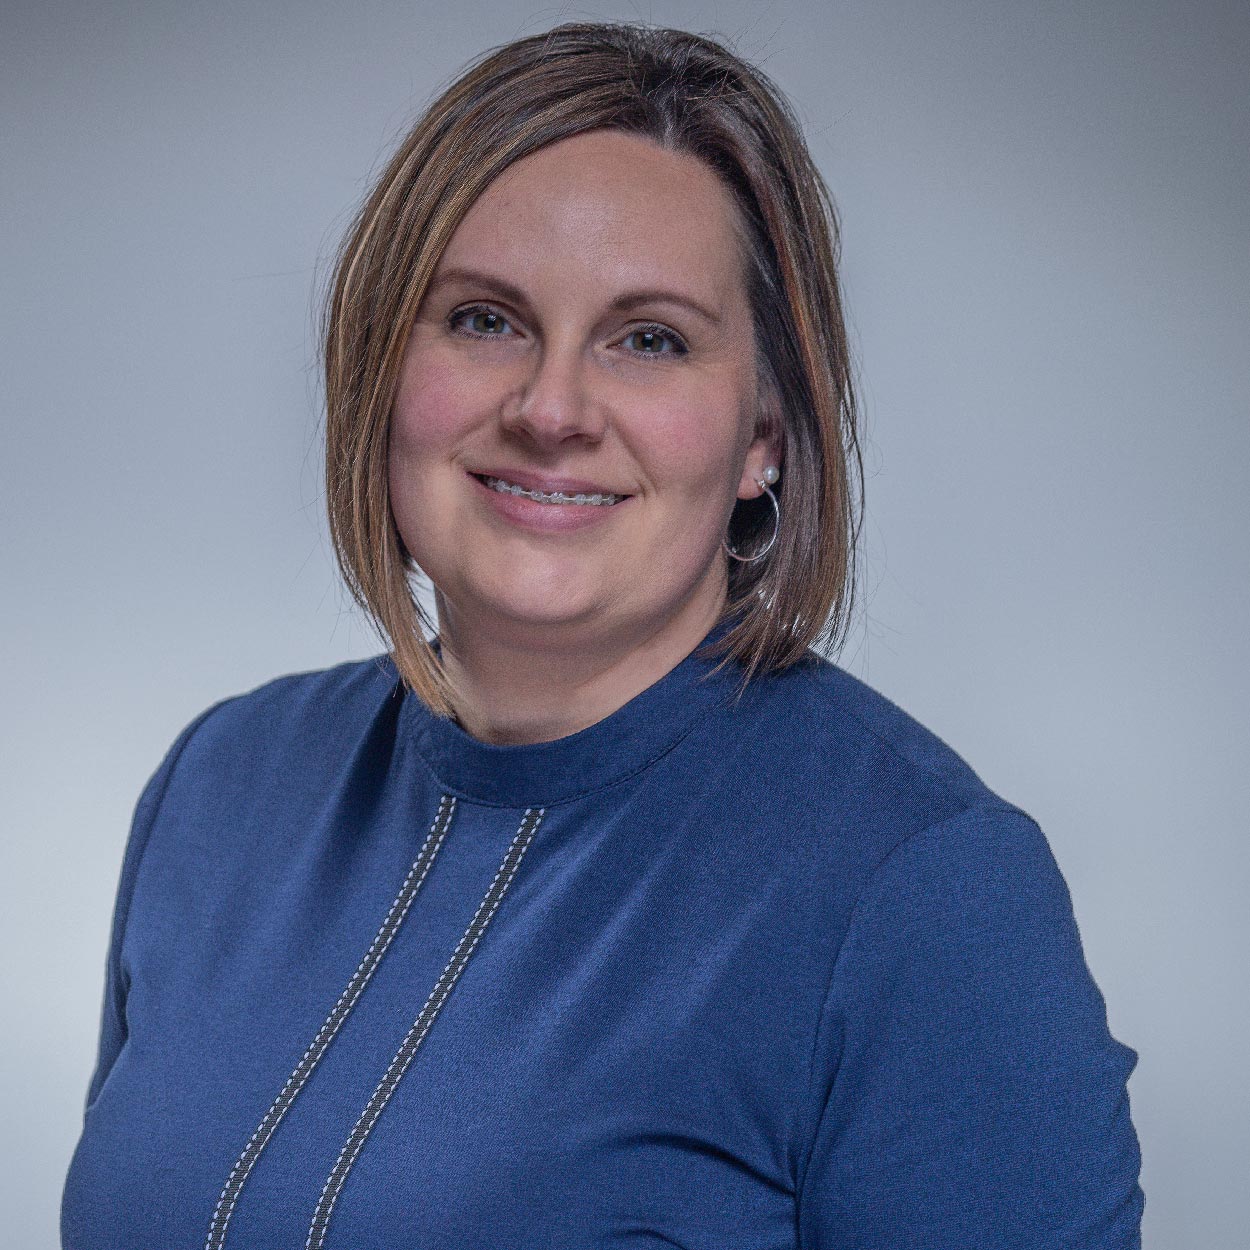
[[482, 475, 621, 505]]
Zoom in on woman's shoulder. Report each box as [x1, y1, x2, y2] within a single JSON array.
[[751, 651, 1001, 804], [710, 651, 1037, 881], [157, 652, 403, 785], [201, 650, 399, 720]]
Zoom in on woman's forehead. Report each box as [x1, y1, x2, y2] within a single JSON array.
[[434, 131, 749, 306]]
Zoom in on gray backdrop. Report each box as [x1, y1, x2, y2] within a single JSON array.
[[3, 1, 1247, 1246]]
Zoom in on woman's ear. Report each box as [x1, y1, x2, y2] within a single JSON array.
[[738, 391, 784, 499]]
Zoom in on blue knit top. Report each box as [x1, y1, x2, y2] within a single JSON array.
[[62, 630, 1143, 1248]]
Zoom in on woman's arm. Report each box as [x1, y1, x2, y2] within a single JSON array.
[[78, 700, 227, 1113], [796, 803, 1143, 1249]]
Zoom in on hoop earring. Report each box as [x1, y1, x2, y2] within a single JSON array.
[[723, 467, 781, 564]]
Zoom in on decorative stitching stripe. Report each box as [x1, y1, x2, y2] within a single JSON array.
[[204, 794, 458, 1250], [305, 806, 545, 1250]]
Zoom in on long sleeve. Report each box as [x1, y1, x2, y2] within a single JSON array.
[[796, 803, 1143, 1249], [79, 702, 226, 1113]]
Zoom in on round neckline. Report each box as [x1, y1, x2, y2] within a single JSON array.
[[401, 620, 742, 807]]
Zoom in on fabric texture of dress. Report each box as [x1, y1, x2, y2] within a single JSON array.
[[61, 628, 1144, 1248]]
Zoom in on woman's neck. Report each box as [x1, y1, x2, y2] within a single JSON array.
[[434, 589, 727, 746]]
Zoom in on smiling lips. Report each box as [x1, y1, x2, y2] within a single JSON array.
[[471, 471, 628, 507]]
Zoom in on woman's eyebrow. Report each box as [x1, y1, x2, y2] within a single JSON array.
[[426, 266, 721, 326], [608, 289, 721, 326]]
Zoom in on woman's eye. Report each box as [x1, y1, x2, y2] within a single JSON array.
[[449, 309, 685, 356], [451, 307, 513, 337], [622, 326, 688, 357]]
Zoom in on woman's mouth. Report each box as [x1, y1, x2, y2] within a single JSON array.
[[473, 473, 626, 507]]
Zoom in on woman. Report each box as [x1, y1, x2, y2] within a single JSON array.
[[62, 21, 1143, 1249]]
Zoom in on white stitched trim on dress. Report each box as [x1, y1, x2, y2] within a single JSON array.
[[304, 805, 545, 1250], [204, 794, 458, 1250]]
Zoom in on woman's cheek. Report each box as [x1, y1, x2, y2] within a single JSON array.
[[640, 398, 745, 491], [393, 348, 490, 448]]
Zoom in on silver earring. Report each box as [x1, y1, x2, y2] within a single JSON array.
[[723, 466, 780, 563]]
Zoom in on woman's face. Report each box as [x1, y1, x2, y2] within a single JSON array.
[[389, 128, 778, 655]]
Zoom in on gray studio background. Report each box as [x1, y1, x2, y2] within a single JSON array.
[[3, 1, 1247, 1246]]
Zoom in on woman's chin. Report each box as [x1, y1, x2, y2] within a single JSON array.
[[442, 574, 615, 641]]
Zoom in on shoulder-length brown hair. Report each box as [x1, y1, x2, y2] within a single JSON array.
[[323, 20, 863, 716]]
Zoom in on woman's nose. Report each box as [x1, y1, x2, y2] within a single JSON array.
[[500, 341, 606, 446]]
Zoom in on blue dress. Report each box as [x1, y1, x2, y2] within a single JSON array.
[[62, 630, 1143, 1248]]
